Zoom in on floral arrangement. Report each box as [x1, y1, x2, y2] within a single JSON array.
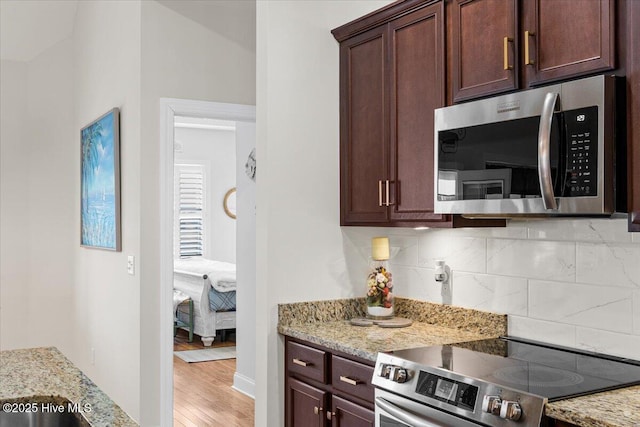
[[366, 265, 393, 308]]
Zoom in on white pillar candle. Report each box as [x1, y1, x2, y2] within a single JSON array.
[[371, 237, 390, 261]]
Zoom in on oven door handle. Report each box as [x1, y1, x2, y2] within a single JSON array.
[[375, 397, 447, 427], [538, 91, 559, 210]]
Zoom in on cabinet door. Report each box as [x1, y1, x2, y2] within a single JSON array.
[[287, 378, 328, 427], [627, 0, 640, 232], [339, 26, 390, 225], [523, 0, 615, 86], [330, 395, 374, 427], [451, 0, 519, 102], [388, 2, 449, 223]]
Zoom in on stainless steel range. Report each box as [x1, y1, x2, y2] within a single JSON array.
[[372, 337, 640, 427]]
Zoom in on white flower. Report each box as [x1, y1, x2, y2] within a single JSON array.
[[376, 273, 386, 283]]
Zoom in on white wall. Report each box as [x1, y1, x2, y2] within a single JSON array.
[[1, 40, 76, 355], [234, 122, 257, 397], [140, 2, 255, 424], [174, 126, 237, 263], [25, 38, 76, 355], [73, 0, 142, 421], [255, 1, 393, 425], [0, 59, 30, 350]]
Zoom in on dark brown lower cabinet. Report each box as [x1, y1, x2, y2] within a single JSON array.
[[287, 378, 328, 427], [285, 337, 375, 427], [330, 395, 374, 427]]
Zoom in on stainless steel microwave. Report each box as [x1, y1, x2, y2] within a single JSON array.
[[434, 75, 624, 216]]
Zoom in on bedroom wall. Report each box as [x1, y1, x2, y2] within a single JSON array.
[[73, 0, 142, 421], [174, 126, 237, 263], [140, 1, 256, 423]]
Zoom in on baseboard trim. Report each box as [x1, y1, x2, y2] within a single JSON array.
[[232, 371, 255, 399]]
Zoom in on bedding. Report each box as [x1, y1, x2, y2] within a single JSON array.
[[173, 257, 237, 346]]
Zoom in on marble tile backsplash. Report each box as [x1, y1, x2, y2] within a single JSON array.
[[341, 217, 640, 360]]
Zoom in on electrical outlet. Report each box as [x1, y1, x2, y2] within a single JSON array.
[[440, 265, 453, 305], [127, 255, 135, 275], [441, 281, 452, 305]]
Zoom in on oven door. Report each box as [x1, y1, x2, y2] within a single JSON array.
[[375, 389, 482, 427]]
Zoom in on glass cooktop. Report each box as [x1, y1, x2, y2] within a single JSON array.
[[388, 337, 640, 401]]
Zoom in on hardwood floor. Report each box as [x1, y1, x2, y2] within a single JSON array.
[[174, 330, 254, 427]]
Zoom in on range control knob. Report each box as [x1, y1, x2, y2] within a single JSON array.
[[389, 366, 409, 383], [500, 400, 523, 421], [378, 364, 392, 378], [481, 395, 502, 415]]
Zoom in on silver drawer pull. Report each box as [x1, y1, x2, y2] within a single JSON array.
[[339, 375, 359, 386], [293, 358, 311, 367]]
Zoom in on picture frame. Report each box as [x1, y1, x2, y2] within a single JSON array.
[[80, 108, 121, 251]]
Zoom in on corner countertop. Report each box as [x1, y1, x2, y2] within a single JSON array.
[[0, 347, 137, 427], [278, 297, 640, 427], [277, 297, 508, 361], [279, 320, 500, 362]]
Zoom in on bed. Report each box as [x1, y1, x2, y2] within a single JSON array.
[[173, 257, 237, 346]]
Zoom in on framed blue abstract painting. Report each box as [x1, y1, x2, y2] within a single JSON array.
[[80, 108, 121, 251]]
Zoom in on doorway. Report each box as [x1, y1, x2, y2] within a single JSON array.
[[159, 99, 256, 426]]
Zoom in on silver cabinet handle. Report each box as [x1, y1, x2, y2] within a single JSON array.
[[292, 358, 311, 367], [378, 180, 383, 207], [538, 92, 559, 210], [339, 375, 359, 386]]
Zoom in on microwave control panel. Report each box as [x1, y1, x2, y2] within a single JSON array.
[[565, 106, 598, 197]]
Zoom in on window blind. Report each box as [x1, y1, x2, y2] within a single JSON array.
[[174, 164, 206, 258]]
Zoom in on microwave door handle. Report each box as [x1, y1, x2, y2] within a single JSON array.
[[538, 92, 559, 210]]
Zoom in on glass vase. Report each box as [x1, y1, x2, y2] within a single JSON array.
[[366, 260, 394, 319]]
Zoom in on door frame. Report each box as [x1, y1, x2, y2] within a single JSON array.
[[159, 98, 256, 426]]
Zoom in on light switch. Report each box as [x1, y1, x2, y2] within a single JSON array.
[[127, 255, 135, 275]]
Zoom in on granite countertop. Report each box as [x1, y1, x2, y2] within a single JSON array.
[[279, 320, 500, 361], [545, 385, 640, 427], [0, 347, 137, 427], [278, 297, 507, 361], [278, 297, 640, 427]]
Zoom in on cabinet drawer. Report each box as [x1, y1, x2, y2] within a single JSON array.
[[287, 341, 328, 384], [331, 355, 374, 403]]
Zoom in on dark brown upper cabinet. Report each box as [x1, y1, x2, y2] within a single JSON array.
[[388, 6, 447, 224], [338, 26, 390, 225], [335, 2, 452, 226], [523, 0, 615, 86], [451, 0, 519, 103], [450, 0, 616, 103]]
